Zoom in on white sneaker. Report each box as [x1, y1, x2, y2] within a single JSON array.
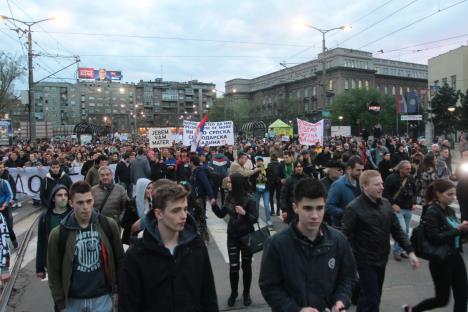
[[17, 202, 22, 208]]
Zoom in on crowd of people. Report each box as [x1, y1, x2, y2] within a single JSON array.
[[0, 132, 467, 311]]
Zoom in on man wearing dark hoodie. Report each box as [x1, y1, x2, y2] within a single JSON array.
[[119, 182, 218, 312], [40, 160, 73, 207], [47, 181, 124, 311], [36, 185, 71, 285]]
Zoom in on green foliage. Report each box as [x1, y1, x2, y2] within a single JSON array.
[[329, 88, 396, 133], [208, 97, 257, 128], [429, 84, 460, 136], [458, 89, 468, 131], [0, 53, 25, 114]]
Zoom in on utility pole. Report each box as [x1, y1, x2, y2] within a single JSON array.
[[305, 24, 351, 115], [0, 15, 55, 142], [27, 25, 35, 142]]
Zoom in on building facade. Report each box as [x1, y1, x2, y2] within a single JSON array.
[[428, 45, 468, 97], [225, 48, 428, 124], [134, 79, 215, 127], [12, 78, 215, 138]]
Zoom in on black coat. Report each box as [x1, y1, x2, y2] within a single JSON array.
[[280, 173, 308, 223], [212, 196, 257, 238], [39, 171, 73, 206], [266, 160, 284, 187], [114, 160, 131, 184], [119, 216, 218, 312], [423, 203, 464, 256], [383, 173, 416, 210], [342, 194, 414, 267], [259, 223, 356, 311]]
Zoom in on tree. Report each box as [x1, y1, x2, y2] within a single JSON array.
[[429, 84, 459, 136], [208, 97, 226, 122], [458, 89, 468, 131], [0, 53, 25, 115], [329, 88, 397, 134]]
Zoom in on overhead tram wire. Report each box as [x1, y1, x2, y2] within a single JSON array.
[[373, 33, 468, 54], [9, 0, 75, 56], [337, 0, 420, 46], [34, 30, 314, 48], [358, 0, 468, 50], [5, 0, 26, 58], [275, 0, 402, 72], [327, 0, 396, 41]]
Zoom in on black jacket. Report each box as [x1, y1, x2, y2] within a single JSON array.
[[149, 160, 166, 182], [212, 196, 257, 238], [119, 214, 218, 312], [423, 203, 464, 256], [383, 173, 416, 210], [266, 160, 285, 187], [280, 173, 308, 223], [259, 222, 356, 311], [342, 194, 414, 267], [36, 184, 71, 274], [114, 160, 131, 184], [40, 170, 73, 206]]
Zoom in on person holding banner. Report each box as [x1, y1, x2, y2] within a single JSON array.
[[0, 171, 16, 250]]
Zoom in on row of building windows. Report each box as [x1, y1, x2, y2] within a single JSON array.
[[433, 75, 457, 90]]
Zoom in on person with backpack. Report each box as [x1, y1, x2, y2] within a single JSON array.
[[47, 181, 124, 311], [190, 155, 216, 243]]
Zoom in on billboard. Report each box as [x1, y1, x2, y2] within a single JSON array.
[[78, 67, 122, 81]]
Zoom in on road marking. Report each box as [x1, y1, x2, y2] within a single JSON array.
[[206, 205, 230, 264]]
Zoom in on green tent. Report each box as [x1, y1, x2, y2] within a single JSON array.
[[268, 119, 293, 136]]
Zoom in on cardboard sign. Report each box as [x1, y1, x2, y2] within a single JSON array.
[[148, 128, 173, 148], [297, 118, 324, 146], [183, 120, 234, 147]]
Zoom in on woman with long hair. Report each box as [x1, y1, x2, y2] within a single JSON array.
[[212, 172, 258, 307], [403, 180, 468, 312]]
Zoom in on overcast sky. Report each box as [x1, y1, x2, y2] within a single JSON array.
[[1, 0, 468, 93]]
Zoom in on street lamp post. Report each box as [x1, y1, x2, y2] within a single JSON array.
[[1, 15, 55, 142], [305, 24, 351, 111], [338, 115, 343, 126]]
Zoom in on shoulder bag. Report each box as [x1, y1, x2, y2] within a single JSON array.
[[410, 220, 451, 262], [240, 222, 271, 254]]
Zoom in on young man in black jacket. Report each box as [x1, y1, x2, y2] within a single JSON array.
[[342, 170, 420, 312], [36, 184, 71, 294], [260, 178, 356, 312], [119, 182, 218, 312]]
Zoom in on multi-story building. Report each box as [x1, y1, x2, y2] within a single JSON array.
[[12, 78, 216, 138], [78, 81, 136, 132], [428, 45, 468, 99], [225, 47, 428, 124], [134, 78, 215, 127]]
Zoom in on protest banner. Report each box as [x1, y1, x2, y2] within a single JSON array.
[[148, 127, 173, 148], [8, 164, 117, 198], [297, 118, 324, 146], [183, 120, 234, 147], [331, 126, 351, 137]]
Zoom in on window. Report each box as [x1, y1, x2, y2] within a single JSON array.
[[384, 86, 388, 95], [365, 80, 369, 90], [358, 80, 362, 89], [406, 87, 410, 93], [351, 79, 356, 88], [442, 77, 447, 85], [312, 86, 317, 96], [392, 86, 396, 95], [328, 80, 333, 91], [451, 75, 457, 89], [344, 79, 349, 90], [399, 86, 403, 95]]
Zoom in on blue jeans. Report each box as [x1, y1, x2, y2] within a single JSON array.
[[65, 294, 113, 312], [255, 186, 271, 223], [393, 209, 412, 255]]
